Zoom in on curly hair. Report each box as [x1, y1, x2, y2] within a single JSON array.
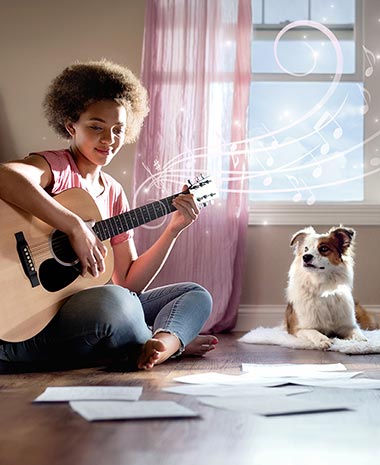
[[43, 59, 149, 143]]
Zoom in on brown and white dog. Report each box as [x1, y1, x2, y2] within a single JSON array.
[[285, 226, 377, 350]]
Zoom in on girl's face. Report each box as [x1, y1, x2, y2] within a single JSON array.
[[66, 100, 127, 168]]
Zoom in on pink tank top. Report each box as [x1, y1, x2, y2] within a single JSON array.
[[31, 149, 133, 245]]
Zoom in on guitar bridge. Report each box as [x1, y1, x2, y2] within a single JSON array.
[[15, 231, 40, 288]]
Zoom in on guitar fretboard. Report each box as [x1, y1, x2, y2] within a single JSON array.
[[92, 194, 178, 241]]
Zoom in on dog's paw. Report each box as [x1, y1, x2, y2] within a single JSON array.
[[297, 329, 333, 351], [350, 332, 368, 343], [317, 337, 333, 351]]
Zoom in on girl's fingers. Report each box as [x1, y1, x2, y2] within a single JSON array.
[[173, 195, 199, 219]]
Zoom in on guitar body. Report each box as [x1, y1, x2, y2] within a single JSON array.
[[0, 189, 114, 342]]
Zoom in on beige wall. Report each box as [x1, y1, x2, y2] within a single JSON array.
[[1, 1, 379, 329], [0, 0, 147, 197]]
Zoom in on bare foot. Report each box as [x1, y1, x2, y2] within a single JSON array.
[[137, 338, 166, 370], [183, 335, 218, 356]]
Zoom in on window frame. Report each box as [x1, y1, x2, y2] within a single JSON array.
[[248, 0, 380, 226]]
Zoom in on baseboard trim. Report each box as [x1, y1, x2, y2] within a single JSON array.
[[234, 304, 380, 332]]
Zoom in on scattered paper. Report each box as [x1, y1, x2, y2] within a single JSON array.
[[163, 384, 311, 397], [173, 370, 361, 387], [240, 370, 362, 382], [198, 395, 353, 417], [69, 400, 199, 421], [34, 386, 143, 402], [241, 363, 347, 376], [287, 377, 380, 389], [173, 372, 280, 386]]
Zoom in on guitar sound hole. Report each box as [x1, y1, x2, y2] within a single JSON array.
[[50, 230, 79, 265]]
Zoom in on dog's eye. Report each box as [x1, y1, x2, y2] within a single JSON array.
[[304, 247, 309, 252], [319, 245, 330, 253]]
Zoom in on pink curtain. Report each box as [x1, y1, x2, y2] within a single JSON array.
[[133, 0, 252, 332]]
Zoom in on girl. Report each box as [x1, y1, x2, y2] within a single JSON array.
[[0, 59, 217, 370]]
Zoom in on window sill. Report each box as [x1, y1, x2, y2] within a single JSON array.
[[249, 203, 380, 226]]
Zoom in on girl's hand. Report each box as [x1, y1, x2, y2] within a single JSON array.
[[169, 185, 200, 236], [68, 219, 108, 277]]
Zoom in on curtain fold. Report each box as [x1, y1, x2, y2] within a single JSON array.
[[133, 0, 252, 333]]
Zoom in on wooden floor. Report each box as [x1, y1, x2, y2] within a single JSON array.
[[1, 333, 380, 465]]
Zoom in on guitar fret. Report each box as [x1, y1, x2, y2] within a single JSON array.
[[99, 221, 108, 241], [148, 203, 159, 219], [125, 214, 134, 230], [135, 208, 144, 226], [140, 205, 151, 223], [129, 210, 138, 228], [114, 216, 123, 234], [119, 214, 128, 232], [110, 217, 121, 236]]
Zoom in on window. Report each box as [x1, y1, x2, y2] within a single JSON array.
[[246, 0, 380, 224]]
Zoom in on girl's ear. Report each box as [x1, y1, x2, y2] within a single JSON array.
[[65, 122, 75, 137]]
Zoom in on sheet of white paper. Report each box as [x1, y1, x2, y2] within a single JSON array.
[[174, 371, 363, 389], [288, 377, 380, 389], [34, 386, 143, 402], [173, 372, 280, 386], [198, 395, 353, 416], [240, 371, 362, 381], [241, 363, 347, 376], [69, 400, 199, 421], [163, 384, 311, 397]]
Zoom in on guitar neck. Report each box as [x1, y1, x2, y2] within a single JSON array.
[[92, 193, 179, 241]]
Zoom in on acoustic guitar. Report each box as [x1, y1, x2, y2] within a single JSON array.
[[0, 176, 216, 342]]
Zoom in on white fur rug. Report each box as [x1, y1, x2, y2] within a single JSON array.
[[239, 326, 380, 354]]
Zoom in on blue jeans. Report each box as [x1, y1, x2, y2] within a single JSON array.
[[0, 282, 212, 368]]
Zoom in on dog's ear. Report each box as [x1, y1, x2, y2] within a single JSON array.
[[290, 227, 315, 247], [329, 226, 356, 253]]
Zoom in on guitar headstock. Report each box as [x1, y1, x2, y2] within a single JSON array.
[[186, 174, 218, 208]]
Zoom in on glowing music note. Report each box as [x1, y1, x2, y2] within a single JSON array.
[[262, 123, 280, 149], [314, 111, 343, 139], [256, 156, 272, 186], [265, 151, 274, 167], [309, 152, 322, 179], [357, 84, 371, 115], [313, 111, 343, 155], [300, 178, 316, 205], [313, 114, 330, 155], [286, 175, 302, 202], [363, 45, 376, 78], [317, 133, 330, 155]]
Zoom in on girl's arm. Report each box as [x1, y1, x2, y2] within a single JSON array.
[[112, 189, 199, 293], [0, 156, 107, 277]]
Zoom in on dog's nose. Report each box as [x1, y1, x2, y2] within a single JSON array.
[[303, 254, 314, 263]]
